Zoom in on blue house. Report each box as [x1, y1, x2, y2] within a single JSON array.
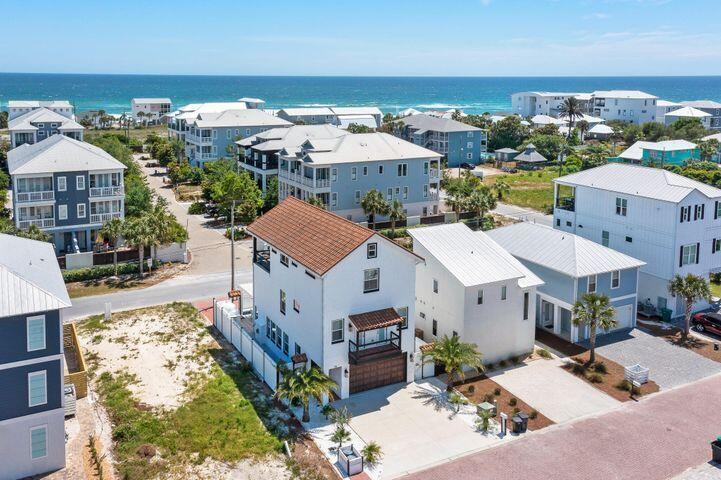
[[0, 234, 71, 479], [488, 223, 645, 344], [8, 108, 84, 149], [394, 114, 487, 167], [617, 140, 700, 167], [8, 135, 127, 254]]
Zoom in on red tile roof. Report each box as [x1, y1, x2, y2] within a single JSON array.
[[349, 308, 404, 332]]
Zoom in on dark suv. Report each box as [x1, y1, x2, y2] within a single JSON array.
[[692, 312, 721, 336]]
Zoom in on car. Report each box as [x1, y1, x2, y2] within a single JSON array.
[[460, 162, 475, 170], [692, 312, 721, 336]]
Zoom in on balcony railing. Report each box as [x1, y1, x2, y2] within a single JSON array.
[[429, 168, 439, 178], [242, 157, 279, 170], [89, 186, 124, 197], [90, 212, 122, 224], [16, 191, 54, 203], [18, 218, 55, 229], [254, 249, 271, 273], [348, 330, 401, 364], [279, 170, 330, 189], [555, 197, 575, 212]]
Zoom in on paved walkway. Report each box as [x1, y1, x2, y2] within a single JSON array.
[[403, 373, 721, 480]]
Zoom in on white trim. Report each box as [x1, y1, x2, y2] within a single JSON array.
[[28, 370, 47, 407], [0, 353, 63, 371], [610, 293, 638, 303], [610, 269, 621, 289], [29, 424, 48, 460], [56, 176, 66, 192], [75, 175, 85, 191], [537, 291, 574, 311], [26, 315, 46, 352]]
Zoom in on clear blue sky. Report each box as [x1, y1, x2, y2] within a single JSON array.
[[2, 0, 718, 76]]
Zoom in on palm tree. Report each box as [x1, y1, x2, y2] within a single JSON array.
[[444, 177, 472, 222], [122, 215, 156, 275], [559, 97, 585, 140], [424, 334, 484, 391], [465, 186, 496, 230], [492, 179, 510, 201], [387, 199, 405, 238], [476, 408, 494, 433], [361, 441, 383, 466], [331, 425, 351, 452], [361, 188, 389, 230], [576, 120, 590, 141], [100, 217, 125, 276], [572, 293, 617, 365], [275, 366, 337, 423], [610, 128, 622, 156], [668, 274, 712, 340]]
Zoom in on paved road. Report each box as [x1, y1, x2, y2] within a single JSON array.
[[403, 373, 721, 480], [64, 269, 252, 320], [492, 202, 553, 227]]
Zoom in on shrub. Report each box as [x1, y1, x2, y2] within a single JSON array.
[[616, 379, 632, 392], [377, 227, 409, 239], [483, 393, 494, 403], [224, 226, 248, 240], [493, 387, 501, 396], [499, 360, 507, 367], [529, 409, 538, 420], [586, 372, 603, 383], [510, 355, 520, 364], [508, 397, 517, 407], [485, 362, 494, 370], [512, 407, 520, 416], [62, 261, 159, 283], [537, 348, 552, 359], [188, 201, 206, 215], [571, 363, 586, 376], [593, 362, 608, 374], [467, 385, 475, 394]]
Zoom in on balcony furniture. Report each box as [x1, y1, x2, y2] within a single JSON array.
[[637, 301, 658, 318]]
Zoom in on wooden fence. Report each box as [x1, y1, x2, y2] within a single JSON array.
[[63, 323, 88, 399]]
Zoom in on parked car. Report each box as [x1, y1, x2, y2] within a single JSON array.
[[692, 312, 721, 336], [460, 162, 475, 170]]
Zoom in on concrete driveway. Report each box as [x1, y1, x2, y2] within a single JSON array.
[[589, 328, 721, 390], [489, 359, 619, 423]]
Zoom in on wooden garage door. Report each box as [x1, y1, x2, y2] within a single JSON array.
[[349, 353, 407, 394]]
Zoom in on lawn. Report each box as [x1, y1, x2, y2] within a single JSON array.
[[711, 282, 721, 298], [484, 168, 559, 213], [85, 124, 167, 143]]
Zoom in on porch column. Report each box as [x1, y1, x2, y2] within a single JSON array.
[[553, 304, 561, 335], [571, 323, 579, 343], [86, 228, 92, 251]]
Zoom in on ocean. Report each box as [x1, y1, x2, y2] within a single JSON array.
[[1, 73, 720, 115]]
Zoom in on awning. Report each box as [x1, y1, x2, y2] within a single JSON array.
[[349, 308, 404, 332]]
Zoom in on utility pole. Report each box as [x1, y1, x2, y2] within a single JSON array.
[[230, 199, 236, 292]]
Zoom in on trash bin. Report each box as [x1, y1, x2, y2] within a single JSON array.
[[517, 412, 529, 433], [512, 416, 524, 434], [712, 437, 721, 463], [660, 308, 672, 323]]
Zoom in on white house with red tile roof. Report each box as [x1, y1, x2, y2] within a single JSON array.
[[246, 196, 423, 398]]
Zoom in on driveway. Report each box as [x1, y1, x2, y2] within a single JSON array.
[[489, 359, 619, 423], [588, 328, 721, 390]]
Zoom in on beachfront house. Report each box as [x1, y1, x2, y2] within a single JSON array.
[[393, 113, 487, 167], [8, 108, 84, 149], [166, 101, 254, 142], [680, 101, 721, 130], [664, 106, 713, 130], [656, 100, 682, 122], [511, 92, 591, 118], [409, 223, 543, 363], [617, 140, 700, 167], [553, 163, 721, 318], [131, 98, 172, 123], [276, 107, 383, 130], [277, 132, 442, 221], [236, 124, 349, 192], [8, 135, 126, 255], [590, 90, 658, 124], [184, 109, 292, 167], [0, 234, 71, 480], [488, 223, 644, 344], [247, 197, 422, 398], [8, 100, 74, 121]]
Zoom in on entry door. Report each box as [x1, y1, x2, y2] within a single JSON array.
[[541, 300, 554, 328]]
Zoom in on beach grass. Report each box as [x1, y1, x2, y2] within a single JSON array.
[[484, 168, 559, 213]]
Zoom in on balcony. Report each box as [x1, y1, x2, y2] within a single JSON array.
[[348, 307, 405, 365], [555, 197, 575, 212], [16, 191, 54, 203], [90, 212, 122, 224], [18, 218, 55, 229], [429, 168, 440, 178], [254, 248, 271, 273], [349, 330, 401, 364], [242, 157, 278, 171], [89, 186, 124, 197], [279, 170, 330, 189]]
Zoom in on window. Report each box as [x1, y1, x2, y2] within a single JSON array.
[[466, 153, 472, 159], [403, 186, 408, 199], [397, 306, 408, 329], [423, 162, 429, 175], [611, 270, 620, 289], [625, 236, 633, 243], [280, 254, 289, 267], [266, 319, 271, 338], [351, 167, 357, 180], [556, 218, 560, 227], [226, 129, 231, 139], [30, 426, 47, 460], [467, 142, 473, 149], [331, 168, 337, 181], [27, 315, 46, 352], [355, 190, 361, 204], [566, 221, 572, 227], [681, 244, 699, 266], [602, 230, 609, 247], [501, 285, 507, 300], [331, 192, 337, 207], [283, 333, 289, 355], [28, 371, 47, 407], [477, 289, 483, 305], [280, 290, 286, 314], [715, 201, 721, 219], [245, 128, 251, 135], [680, 206, 691, 223], [77, 203, 86, 219], [363, 166, 368, 176], [212, 130, 218, 139], [364, 268, 380, 293], [331, 319, 344, 343], [367, 243, 377, 258], [378, 165, 384, 174], [432, 319, 438, 336], [433, 279, 439, 294], [38, 131, 45, 137], [615, 197, 627, 216], [588, 274, 597, 293], [293, 299, 300, 313], [387, 187, 393, 200], [694, 204, 705, 221], [467, 131, 474, 138], [397, 163, 408, 176], [305, 270, 316, 279], [295, 343, 302, 355], [57, 176, 66, 191], [423, 185, 429, 198], [714, 238, 721, 254], [275, 326, 283, 348], [523, 292, 530, 320]]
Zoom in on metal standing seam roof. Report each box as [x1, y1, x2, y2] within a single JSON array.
[[8, 100, 73, 108], [588, 124, 614, 134], [555, 163, 721, 203], [681, 100, 721, 109], [531, 114, 568, 126], [0, 234, 71, 317], [8, 107, 84, 131], [408, 223, 543, 289], [619, 140, 698, 161], [191, 109, 292, 128], [486, 223, 645, 278], [237, 124, 348, 149], [278, 107, 335, 117], [665, 106, 712, 118], [591, 90, 658, 100], [398, 114, 481, 133], [300, 132, 441, 165]]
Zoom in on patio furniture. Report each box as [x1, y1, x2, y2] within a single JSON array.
[[338, 445, 364, 476], [624, 364, 649, 385], [478, 401, 496, 416], [637, 301, 658, 318]]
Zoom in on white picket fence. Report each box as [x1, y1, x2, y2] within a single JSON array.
[[213, 300, 282, 392]]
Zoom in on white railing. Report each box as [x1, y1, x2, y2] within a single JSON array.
[[16, 191, 54, 203], [90, 212, 122, 224], [18, 218, 55, 228], [429, 168, 440, 178], [89, 186, 124, 197], [279, 170, 330, 189], [200, 153, 216, 160]]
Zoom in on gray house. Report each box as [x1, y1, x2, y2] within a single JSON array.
[[8, 135, 127, 254], [277, 132, 442, 221], [0, 234, 71, 480], [8, 108, 84, 149], [488, 223, 645, 343]]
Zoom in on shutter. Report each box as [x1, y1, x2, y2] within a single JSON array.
[[694, 206, 698, 221], [696, 242, 700, 264], [679, 246, 684, 267], [713, 239, 717, 254], [680, 207, 685, 223], [701, 204, 705, 220]]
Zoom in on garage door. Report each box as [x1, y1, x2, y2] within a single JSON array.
[[350, 353, 407, 394], [612, 304, 633, 331]]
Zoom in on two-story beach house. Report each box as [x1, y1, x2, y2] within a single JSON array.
[[680, 100, 721, 130], [488, 223, 645, 343], [590, 90, 658, 124], [394, 114, 487, 167], [0, 234, 71, 480], [167, 101, 254, 142], [8, 135, 126, 254], [8, 100, 75, 121], [277, 132, 442, 221], [184, 109, 291, 167], [8, 108, 84, 149], [511, 92, 592, 118], [409, 223, 544, 363], [617, 140, 700, 167], [236, 124, 349, 192], [664, 106, 713, 130], [276, 107, 383, 130], [131, 98, 172, 123], [553, 163, 721, 317], [247, 197, 423, 398]]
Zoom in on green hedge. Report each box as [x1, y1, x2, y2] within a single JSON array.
[[63, 260, 159, 283], [188, 201, 206, 215]]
